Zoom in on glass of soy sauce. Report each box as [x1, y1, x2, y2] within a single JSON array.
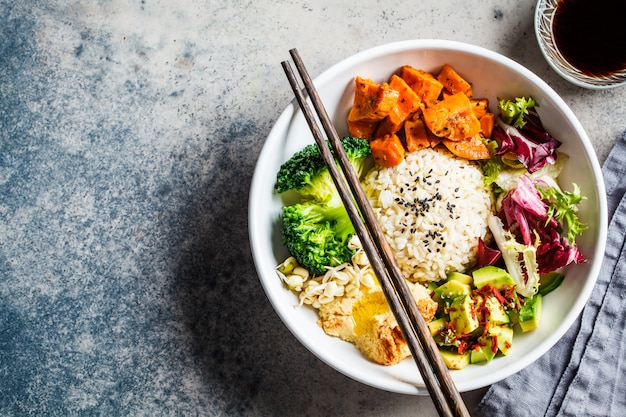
[[535, 0, 626, 89]]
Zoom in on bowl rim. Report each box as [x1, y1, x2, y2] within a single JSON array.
[[249, 38, 608, 394], [534, 0, 626, 90]]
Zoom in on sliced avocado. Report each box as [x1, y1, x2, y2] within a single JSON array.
[[470, 337, 497, 364], [489, 325, 514, 355], [427, 282, 442, 303], [519, 294, 543, 332], [484, 295, 510, 325], [508, 309, 520, 326], [435, 280, 472, 300], [472, 265, 515, 290], [470, 347, 489, 364], [538, 272, 565, 296], [449, 295, 479, 335], [428, 317, 448, 336], [447, 271, 473, 285], [440, 350, 470, 370]]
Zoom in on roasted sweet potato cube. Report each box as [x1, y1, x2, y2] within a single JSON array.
[[400, 65, 443, 105], [389, 74, 422, 115], [372, 117, 394, 138], [479, 113, 495, 138], [470, 98, 489, 119], [427, 128, 442, 148], [348, 77, 399, 122], [404, 113, 431, 152], [442, 134, 491, 160], [421, 92, 482, 140], [374, 75, 422, 137], [347, 109, 379, 140], [370, 134, 406, 167], [438, 64, 473, 98]]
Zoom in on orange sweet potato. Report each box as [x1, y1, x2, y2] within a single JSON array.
[[479, 112, 495, 138], [421, 92, 482, 140], [370, 134, 406, 167], [348, 77, 399, 123], [347, 111, 378, 140], [427, 128, 442, 148], [442, 134, 491, 160], [375, 75, 422, 137], [438, 64, 472, 98], [400, 65, 444, 105], [470, 98, 489, 119], [404, 113, 431, 152], [389, 74, 422, 114]]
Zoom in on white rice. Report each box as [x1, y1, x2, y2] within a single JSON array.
[[362, 148, 493, 282]]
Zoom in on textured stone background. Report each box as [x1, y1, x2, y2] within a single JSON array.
[[1, 1, 624, 416]]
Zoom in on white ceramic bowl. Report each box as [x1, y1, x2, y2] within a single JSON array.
[[249, 40, 607, 395]]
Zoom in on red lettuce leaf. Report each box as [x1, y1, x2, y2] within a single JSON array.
[[497, 175, 585, 273], [476, 237, 502, 268], [493, 113, 562, 173]]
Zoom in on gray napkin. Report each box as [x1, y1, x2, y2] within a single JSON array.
[[478, 132, 626, 417]]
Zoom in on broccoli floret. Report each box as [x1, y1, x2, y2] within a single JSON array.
[[275, 137, 370, 275], [274, 136, 371, 205], [281, 202, 356, 275]]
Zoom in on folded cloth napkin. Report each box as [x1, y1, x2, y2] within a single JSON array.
[[478, 131, 626, 417]]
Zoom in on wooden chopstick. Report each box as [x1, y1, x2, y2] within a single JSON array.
[[281, 48, 471, 417]]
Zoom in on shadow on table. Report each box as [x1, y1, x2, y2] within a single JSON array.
[[168, 125, 486, 415], [166, 132, 373, 414]]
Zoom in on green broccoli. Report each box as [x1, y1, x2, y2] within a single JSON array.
[[274, 136, 371, 205], [281, 202, 356, 275], [275, 136, 371, 275]]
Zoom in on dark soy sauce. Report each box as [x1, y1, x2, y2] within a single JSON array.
[[552, 0, 626, 76]]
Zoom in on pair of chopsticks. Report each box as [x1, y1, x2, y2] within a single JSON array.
[[281, 49, 470, 417]]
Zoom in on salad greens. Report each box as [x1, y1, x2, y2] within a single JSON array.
[[538, 182, 588, 244], [479, 96, 587, 298], [430, 97, 588, 368], [498, 97, 536, 128]]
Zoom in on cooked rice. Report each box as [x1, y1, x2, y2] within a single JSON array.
[[362, 147, 493, 282]]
